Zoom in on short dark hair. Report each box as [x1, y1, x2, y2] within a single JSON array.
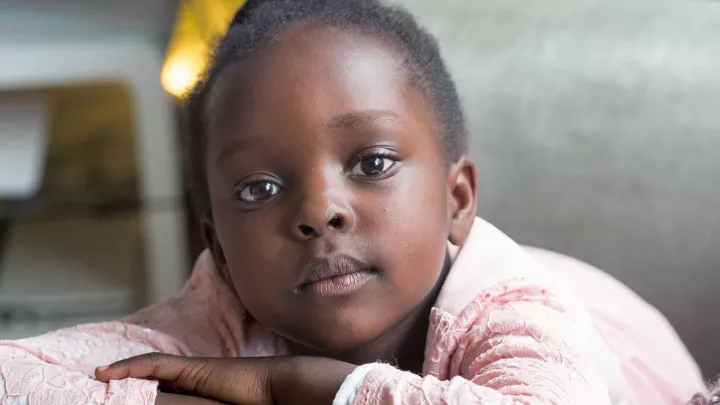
[[186, 0, 467, 217]]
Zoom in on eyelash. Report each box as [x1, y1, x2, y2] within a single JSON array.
[[357, 149, 395, 162], [231, 174, 283, 204], [350, 149, 399, 179], [231, 149, 400, 204]]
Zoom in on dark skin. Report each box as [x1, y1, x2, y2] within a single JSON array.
[[97, 24, 477, 405]]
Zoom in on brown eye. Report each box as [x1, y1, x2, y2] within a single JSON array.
[[236, 180, 281, 202], [352, 154, 396, 177]]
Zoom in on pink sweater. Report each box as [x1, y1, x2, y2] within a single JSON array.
[[0, 218, 706, 405]]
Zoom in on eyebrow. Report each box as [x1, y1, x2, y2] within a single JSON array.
[[327, 110, 399, 130], [214, 110, 399, 166], [214, 138, 264, 167]]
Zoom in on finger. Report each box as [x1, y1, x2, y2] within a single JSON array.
[[96, 353, 265, 405], [95, 353, 190, 382]]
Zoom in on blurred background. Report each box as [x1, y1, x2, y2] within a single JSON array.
[[0, 0, 718, 378]]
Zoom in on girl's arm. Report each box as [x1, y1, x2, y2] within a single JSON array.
[[0, 322, 172, 404], [97, 278, 617, 405], [335, 279, 615, 405], [0, 251, 246, 405]]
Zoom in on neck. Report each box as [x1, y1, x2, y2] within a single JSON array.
[[288, 252, 451, 374]]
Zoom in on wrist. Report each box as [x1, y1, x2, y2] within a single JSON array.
[[271, 356, 356, 405], [155, 392, 225, 405], [332, 363, 379, 405]]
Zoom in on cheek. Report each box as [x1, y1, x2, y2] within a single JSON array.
[[385, 162, 448, 238], [222, 237, 295, 330], [362, 164, 449, 290], [211, 208, 293, 313]]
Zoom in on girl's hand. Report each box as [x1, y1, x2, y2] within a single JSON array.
[[95, 353, 356, 405], [155, 392, 227, 405]]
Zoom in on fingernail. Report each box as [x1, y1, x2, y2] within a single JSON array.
[[96, 366, 109, 372]]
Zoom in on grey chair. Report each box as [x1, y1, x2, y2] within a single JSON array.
[[390, 0, 720, 377]]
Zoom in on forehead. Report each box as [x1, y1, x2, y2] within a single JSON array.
[[204, 23, 427, 136]]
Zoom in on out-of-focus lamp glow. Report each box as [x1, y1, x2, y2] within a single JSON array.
[[161, 0, 246, 97], [161, 50, 205, 97]]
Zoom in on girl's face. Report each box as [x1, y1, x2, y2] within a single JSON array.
[[203, 25, 477, 353]]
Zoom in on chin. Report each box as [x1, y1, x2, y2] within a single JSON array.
[[286, 309, 396, 354], [308, 333, 378, 354]]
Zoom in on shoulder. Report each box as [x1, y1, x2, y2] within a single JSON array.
[[525, 247, 706, 403], [438, 275, 629, 403], [125, 250, 287, 358], [123, 250, 248, 356]]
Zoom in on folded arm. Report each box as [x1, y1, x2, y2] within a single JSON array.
[[337, 280, 614, 405], [0, 251, 245, 405], [0, 322, 182, 405]]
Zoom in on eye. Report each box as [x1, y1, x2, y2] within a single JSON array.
[[351, 152, 397, 177], [234, 180, 281, 202]]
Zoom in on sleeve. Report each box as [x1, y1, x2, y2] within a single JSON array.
[[342, 280, 615, 405], [0, 322, 170, 405], [687, 383, 718, 405], [0, 250, 247, 405]]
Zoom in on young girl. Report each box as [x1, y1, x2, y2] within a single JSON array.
[[0, 1, 710, 404]]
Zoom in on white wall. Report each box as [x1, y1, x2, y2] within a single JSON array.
[[0, 1, 189, 304], [0, 0, 177, 47]]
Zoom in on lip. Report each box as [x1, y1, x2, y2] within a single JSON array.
[[295, 254, 376, 297]]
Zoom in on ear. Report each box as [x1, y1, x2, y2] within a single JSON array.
[[446, 155, 478, 246], [200, 215, 229, 277]]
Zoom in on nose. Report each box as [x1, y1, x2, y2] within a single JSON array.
[[291, 192, 356, 241]]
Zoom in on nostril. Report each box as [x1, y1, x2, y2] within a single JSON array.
[[328, 215, 343, 229], [298, 224, 314, 236]]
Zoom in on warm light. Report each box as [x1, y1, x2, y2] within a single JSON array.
[[161, 0, 246, 98], [161, 54, 203, 98]]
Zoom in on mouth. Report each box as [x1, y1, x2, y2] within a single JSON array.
[[294, 254, 378, 297]]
